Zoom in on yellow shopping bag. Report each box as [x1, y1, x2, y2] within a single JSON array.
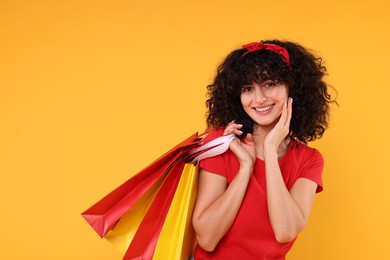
[[152, 163, 198, 260], [104, 173, 166, 254], [105, 162, 198, 259]]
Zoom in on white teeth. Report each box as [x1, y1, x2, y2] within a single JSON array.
[[254, 105, 273, 112]]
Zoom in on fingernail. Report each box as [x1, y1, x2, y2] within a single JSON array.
[[284, 102, 287, 107], [237, 124, 243, 128], [290, 97, 293, 103]]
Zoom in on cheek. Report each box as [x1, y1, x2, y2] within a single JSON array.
[[240, 96, 253, 114], [274, 85, 288, 100], [240, 94, 250, 106], [276, 90, 288, 104], [275, 92, 288, 112]]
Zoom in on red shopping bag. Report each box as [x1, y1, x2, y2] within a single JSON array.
[[82, 132, 235, 259], [82, 133, 202, 237]]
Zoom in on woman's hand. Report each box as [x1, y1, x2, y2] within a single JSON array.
[[264, 97, 293, 155], [224, 121, 256, 170]]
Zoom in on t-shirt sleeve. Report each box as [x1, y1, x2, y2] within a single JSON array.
[[199, 154, 228, 178], [300, 149, 324, 193]]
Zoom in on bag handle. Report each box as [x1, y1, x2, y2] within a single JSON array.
[[189, 134, 235, 163]]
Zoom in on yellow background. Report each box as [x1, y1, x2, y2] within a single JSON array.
[[1, 0, 389, 259]]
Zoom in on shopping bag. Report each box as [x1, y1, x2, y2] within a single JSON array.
[[104, 172, 166, 254], [117, 135, 235, 260], [123, 160, 185, 260], [82, 132, 235, 259], [152, 163, 198, 260], [82, 133, 201, 237]]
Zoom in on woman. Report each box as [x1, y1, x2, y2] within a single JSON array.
[[192, 40, 334, 259]]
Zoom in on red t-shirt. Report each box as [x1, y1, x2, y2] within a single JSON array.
[[194, 129, 324, 260]]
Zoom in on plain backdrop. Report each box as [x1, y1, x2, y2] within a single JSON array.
[[1, 0, 389, 259]]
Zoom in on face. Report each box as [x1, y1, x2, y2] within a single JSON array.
[[240, 80, 288, 127]]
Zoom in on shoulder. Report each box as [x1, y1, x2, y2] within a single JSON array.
[[281, 141, 322, 173], [288, 140, 324, 167], [287, 140, 324, 192]]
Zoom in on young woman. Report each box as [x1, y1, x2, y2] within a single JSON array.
[[192, 40, 334, 259]]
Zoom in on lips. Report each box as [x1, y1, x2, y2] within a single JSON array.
[[254, 105, 273, 113]]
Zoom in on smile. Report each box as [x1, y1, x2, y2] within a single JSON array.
[[254, 105, 273, 112]]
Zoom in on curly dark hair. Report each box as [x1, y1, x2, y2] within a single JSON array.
[[205, 39, 335, 143]]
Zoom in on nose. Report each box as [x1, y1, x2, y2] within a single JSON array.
[[254, 87, 267, 104]]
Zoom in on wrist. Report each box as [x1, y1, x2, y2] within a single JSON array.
[[239, 162, 254, 174], [263, 148, 278, 160]]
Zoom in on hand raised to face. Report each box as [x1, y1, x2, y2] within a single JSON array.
[[264, 97, 293, 154]]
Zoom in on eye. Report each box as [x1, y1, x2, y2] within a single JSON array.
[[264, 81, 276, 88], [241, 86, 253, 92]]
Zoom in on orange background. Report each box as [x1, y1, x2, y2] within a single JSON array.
[[1, 0, 389, 259]]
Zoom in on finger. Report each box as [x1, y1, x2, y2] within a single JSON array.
[[224, 130, 241, 136], [244, 133, 255, 145], [234, 128, 243, 136], [224, 123, 243, 135], [223, 128, 232, 135], [224, 128, 238, 135], [276, 101, 288, 128], [229, 137, 241, 150], [285, 97, 293, 128]]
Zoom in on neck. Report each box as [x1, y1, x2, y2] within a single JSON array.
[[252, 123, 275, 144]]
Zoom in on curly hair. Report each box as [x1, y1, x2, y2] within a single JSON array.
[[205, 39, 335, 143]]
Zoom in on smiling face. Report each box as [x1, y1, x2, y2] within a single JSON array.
[[240, 80, 288, 127]]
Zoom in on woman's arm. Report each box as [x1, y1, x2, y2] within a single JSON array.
[[192, 134, 255, 252], [264, 154, 318, 243], [263, 98, 319, 243], [192, 167, 251, 251]]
